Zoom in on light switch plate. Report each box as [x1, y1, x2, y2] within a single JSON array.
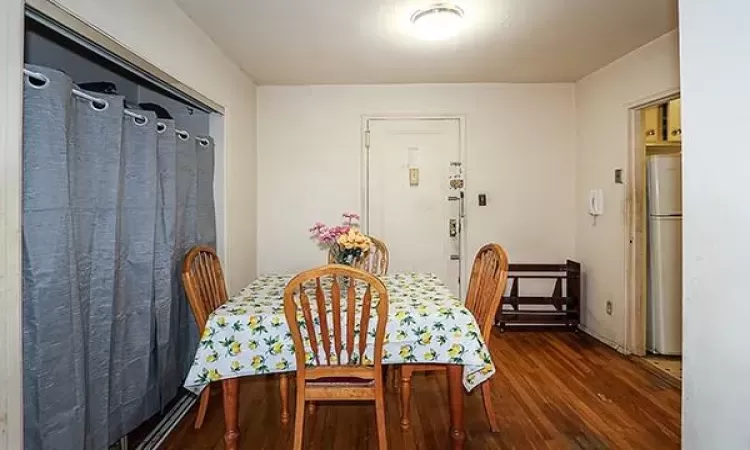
[[614, 169, 623, 184]]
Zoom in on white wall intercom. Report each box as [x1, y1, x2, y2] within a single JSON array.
[[589, 189, 604, 217]]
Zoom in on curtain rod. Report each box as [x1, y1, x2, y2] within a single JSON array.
[[23, 68, 211, 146], [25, 0, 223, 114]]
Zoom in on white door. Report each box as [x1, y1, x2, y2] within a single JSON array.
[[366, 118, 463, 296]]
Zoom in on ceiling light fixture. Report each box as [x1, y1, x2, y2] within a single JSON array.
[[410, 3, 465, 41]]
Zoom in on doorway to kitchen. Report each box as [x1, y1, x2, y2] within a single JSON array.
[[627, 93, 682, 383], [362, 117, 466, 298]]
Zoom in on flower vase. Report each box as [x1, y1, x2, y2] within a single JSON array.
[[332, 245, 360, 267]]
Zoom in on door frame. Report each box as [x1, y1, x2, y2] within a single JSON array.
[[0, 1, 25, 447], [360, 115, 468, 299], [625, 89, 681, 356]]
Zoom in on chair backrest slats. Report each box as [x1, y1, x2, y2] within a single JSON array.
[[284, 265, 389, 376], [465, 244, 509, 342], [182, 246, 229, 333], [314, 278, 332, 365], [298, 288, 320, 365], [359, 286, 373, 360], [331, 276, 343, 361], [346, 278, 356, 360]]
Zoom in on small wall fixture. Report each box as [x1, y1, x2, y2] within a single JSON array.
[[411, 3, 465, 41]]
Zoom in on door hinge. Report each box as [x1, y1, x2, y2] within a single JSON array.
[[364, 129, 370, 148]]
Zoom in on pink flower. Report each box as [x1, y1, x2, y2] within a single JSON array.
[[309, 221, 326, 233], [335, 225, 350, 235], [341, 212, 361, 226], [310, 213, 362, 247]]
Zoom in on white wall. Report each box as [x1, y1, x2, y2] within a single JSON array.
[[257, 84, 577, 278], [0, 1, 257, 446], [49, 0, 258, 292], [680, 0, 750, 447], [573, 31, 680, 348]]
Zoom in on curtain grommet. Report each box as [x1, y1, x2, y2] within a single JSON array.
[[91, 99, 109, 112], [132, 115, 148, 126], [177, 130, 190, 141], [24, 70, 50, 90], [156, 122, 167, 134]]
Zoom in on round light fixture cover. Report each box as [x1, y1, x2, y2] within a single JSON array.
[[411, 4, 465, 41]]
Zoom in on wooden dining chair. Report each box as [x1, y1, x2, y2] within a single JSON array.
[[398, 243, 509, 433], [284, 264, 390, 450], [182, 246, 229, 429], [328, 235, 389, 276]]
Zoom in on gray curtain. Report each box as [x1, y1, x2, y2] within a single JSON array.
[[196, 137, 217, 249], [174, 133, 199, 378], [154, 120, 180, 408], [22, 64, 215, 449]]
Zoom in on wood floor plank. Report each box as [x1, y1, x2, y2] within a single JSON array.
[[163, 332, 680, 449]]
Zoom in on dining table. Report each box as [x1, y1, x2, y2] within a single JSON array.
[[184, 272, 496, 450]]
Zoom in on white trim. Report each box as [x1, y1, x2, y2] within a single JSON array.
[[210, 112, 229, 283], [360, 114, 468, 299], [625, 87, 681, 110], [0, 1, 25, 448]]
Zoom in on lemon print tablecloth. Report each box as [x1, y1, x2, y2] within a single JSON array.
[[184, 273, 495, 394]]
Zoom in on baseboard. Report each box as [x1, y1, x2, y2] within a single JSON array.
[[578, 325, 628, 354], [135, 394, 196, 450], [631, 356, 682, 389]]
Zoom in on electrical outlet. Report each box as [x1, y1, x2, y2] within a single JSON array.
[[606, 301, 613, 315]]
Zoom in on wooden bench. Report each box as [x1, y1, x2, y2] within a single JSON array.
[[495, 260, 581, 331]]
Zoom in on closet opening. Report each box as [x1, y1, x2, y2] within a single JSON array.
[[627, 93, 682, 386], [22, 2, 226, 449]]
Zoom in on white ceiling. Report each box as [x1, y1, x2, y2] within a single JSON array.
[[174, 0, 678, 85]]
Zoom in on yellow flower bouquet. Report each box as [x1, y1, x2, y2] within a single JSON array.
[[310, 212, 372, 266]]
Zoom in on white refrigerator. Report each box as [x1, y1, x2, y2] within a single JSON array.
[[647, 154, 682, 355]]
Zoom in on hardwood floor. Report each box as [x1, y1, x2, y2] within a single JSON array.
[[163, 332, 680, 449]]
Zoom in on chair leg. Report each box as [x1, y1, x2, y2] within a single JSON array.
[[400, 367, 412, 431], [280, 374, 290, 424], [481, 380, 499, 432], [375, 386, 388, 450], [293, 390, 306, 450], [194, 384, 211, 429]]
